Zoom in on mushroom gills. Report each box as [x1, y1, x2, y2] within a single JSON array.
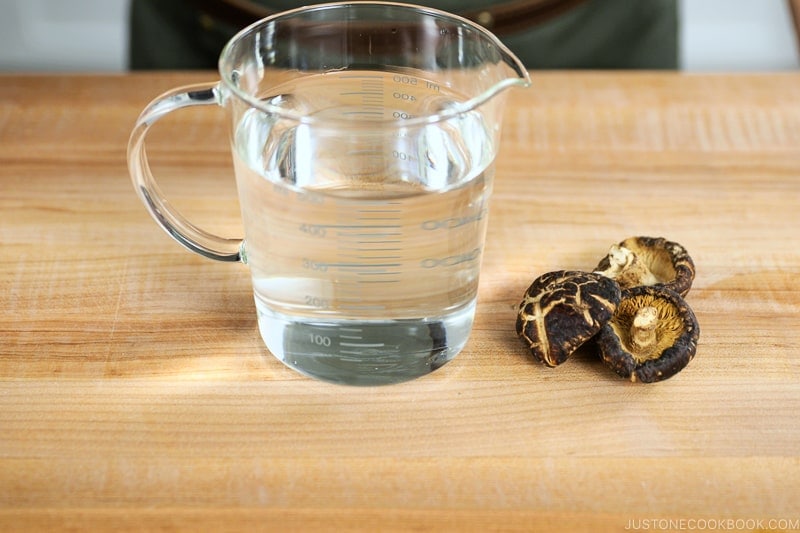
[[608, 295, 685, 364]]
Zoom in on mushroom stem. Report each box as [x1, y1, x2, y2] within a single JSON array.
[[596, 245, 659, 288], [600, 245, 632, 274], [630, 306, 659, 359]]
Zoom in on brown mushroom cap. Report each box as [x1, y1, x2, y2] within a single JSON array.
[[594, 236, 695, 297], [516, 270, 621, 367], [596, 285, 699, 383]]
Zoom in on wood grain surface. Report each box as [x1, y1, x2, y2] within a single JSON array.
[[1, 72, 799, 532]]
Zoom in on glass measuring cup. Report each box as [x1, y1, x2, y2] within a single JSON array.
[[128, 1, 530, 385]]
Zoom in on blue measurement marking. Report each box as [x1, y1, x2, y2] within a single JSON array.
[[344, 200, 403, 206], [342, 111, 384, 116], [345, 150, 386, 156], [338, 238, 403, 244], [351, 242, 403, 246], [336, 248, 366, 254], [328, 224, 401, 229], [340, 342, 385, 348], [339, 305, 386, 311], [337, 233, 402, 240], [340, 350, 375, 356], [331, 262, 402, 268], [338, 235, 403, 242]]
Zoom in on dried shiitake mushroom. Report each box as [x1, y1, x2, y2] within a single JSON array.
[[596, 285, 699, 383], [594, 236, 695, 297], [516, 270, 621, 367]]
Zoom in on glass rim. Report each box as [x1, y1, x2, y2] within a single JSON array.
[[218, 1, 530, 127]]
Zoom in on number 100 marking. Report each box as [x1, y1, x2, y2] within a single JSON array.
[[309, 333, 332, 347]]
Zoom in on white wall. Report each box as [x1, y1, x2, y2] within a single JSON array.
[[680, 0, 799, 70], [0, 0, 129, 71], [0, 0, 798, 71]]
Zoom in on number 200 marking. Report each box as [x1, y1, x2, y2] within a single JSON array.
[[302, 259, 328, 271]]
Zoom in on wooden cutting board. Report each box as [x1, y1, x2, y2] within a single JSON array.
[[1, 72, 799, 532]]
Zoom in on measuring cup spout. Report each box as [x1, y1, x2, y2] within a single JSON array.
[[498, 49, 532, 90], [460, 30, 531, 113], [485, 56, 531, 106]]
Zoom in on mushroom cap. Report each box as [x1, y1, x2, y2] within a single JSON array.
[[597, 285, 700, 383], [516, 270, 621, 367], [594, 236, 695, 297]]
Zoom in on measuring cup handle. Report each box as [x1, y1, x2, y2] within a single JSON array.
[[127, 82, 243, 262]]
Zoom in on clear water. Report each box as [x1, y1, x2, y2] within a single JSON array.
[[232, 71, 495, 385]]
